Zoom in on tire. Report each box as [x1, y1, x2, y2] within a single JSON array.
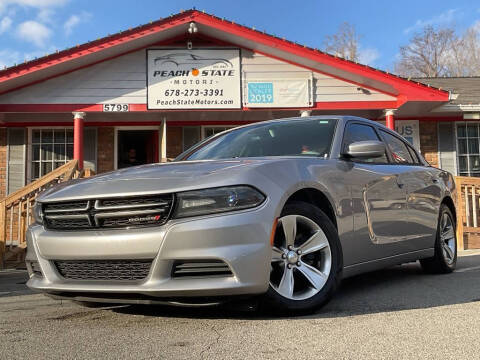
[[262, 201, 342, 313], [420, 204, 457, 274]]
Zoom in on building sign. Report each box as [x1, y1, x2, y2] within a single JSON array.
[[147, 49, 241, 109], [243, 72, 313, 108], [103, 104, 129, 112], [247, 83, 274, 104]]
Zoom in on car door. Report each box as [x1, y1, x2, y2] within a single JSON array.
[[341, 122, 410, 264], [378, 130, 440, 253], [403, 142, 441, 249]]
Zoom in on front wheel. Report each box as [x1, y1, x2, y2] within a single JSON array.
[[420, 204, 457, 274], [263, 201, 342, 313]]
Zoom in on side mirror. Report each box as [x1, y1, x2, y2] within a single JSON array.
[[344, 140, 386, 159]]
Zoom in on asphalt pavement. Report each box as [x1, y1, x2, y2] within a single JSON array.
[[1, 251, 480, 359]]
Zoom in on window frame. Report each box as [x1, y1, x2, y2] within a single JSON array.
[[341, 121, 390, 165], [28, 127, 75, 182], [378, 128, 420, 166], [201, 125, 236, 140], [406, 143, 422, 165], [27, 126, 98, 182], [456, 122, 480, 177]]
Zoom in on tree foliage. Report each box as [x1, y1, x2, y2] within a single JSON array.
[[324, 22, 361, 62], [395, 25, 480, 77]]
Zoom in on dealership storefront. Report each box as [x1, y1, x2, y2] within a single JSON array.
[[0, 10, 460, 197]]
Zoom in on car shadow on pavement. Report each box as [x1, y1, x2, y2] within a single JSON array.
[[0, 270, 33, 298], [113, 255, 480, 320]]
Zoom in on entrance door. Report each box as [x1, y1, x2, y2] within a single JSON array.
[[117, 130, 158, 169]]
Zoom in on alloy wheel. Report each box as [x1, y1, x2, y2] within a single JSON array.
[[270, 215, 332, 300], [440, 212, 456, 265]]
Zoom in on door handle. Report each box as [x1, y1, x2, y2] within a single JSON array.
[[432, 178, 439, 184], [395, 175, 404, 189]]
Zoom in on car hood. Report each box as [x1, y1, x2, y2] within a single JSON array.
[[37, 158, 289, 202]]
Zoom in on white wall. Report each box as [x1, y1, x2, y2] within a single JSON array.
[[0, 48, 396, 105]]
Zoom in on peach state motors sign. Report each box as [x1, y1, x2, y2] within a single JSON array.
[[147, 49, 241, 109]]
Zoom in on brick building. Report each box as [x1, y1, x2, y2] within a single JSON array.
[[0, 10, 473, 197]]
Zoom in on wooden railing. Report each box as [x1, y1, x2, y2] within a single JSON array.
[[455, 176, 480, 250], [0, 160, 95, 268]]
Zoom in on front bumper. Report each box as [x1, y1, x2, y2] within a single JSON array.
[[26, 206, 273, 304]]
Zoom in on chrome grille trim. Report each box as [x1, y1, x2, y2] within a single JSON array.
[[44, 201, 90, 213], [94, 208, 166, 219], [93, 199, 170, 211], [42, 194, 174, 230]]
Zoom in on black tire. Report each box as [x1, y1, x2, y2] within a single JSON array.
[[262, 201, 342, 313], [420, 204, 457, 274]]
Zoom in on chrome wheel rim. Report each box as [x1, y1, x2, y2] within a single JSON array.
[[270, 215, 332, 301], [440, 212, 456, 265]]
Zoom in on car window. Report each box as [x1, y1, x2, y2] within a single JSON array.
[[406, 144, 421, 164], [343, 123, 388, 163], [182, 119, 337, 160], [380, 130, 414, 164]]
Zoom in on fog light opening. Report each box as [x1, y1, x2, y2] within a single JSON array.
[[28, 261, 43, 278]]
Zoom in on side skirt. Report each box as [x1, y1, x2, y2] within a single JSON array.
[[342, 248, 434, 278]]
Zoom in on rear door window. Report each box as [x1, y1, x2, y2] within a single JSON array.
[[406, 144, 421, 164], [380, 130, 414, 164]]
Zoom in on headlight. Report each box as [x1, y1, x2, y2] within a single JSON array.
[[33, 201, 43, 224], [173, 186, 266, 218]]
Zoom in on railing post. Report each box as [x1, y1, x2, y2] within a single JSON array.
[[456, 178, 465, 251], [0, 200, 6, 269]]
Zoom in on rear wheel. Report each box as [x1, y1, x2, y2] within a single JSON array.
[[263, 201, 342, 312], [420, 204, 457, 274]]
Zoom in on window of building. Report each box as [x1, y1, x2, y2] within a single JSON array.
[[202, 126, 235, 139], [457, 123, 480, 177], [182, 126, 236, 152], [183, 127, 201, 151], [31, 129, 74, 180], [30, 128, 97, 181]]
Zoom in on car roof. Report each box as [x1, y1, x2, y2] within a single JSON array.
[[226, 115, 383, 131]]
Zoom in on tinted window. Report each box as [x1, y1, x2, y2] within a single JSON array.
[[380, 130, 414, 164], [406, 144, 421, 164], [343, 123, 388, 163], [183, 119, 337, 160]]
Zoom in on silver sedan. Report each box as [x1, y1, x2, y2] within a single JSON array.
[[26, 116, 457, 312]]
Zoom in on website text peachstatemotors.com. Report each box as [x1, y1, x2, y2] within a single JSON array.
[[155, 98, 235, 105]]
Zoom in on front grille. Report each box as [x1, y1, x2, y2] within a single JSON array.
[[172, 260, 233, 278], [54, 260, 152, 280], [42, 194, 174, 230]]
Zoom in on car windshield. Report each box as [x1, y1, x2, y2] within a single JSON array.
[[179, 118, 337, 161]]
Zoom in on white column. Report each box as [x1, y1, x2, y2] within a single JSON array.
[[160, 117, 167, 162], [384, 109, 396, 131]]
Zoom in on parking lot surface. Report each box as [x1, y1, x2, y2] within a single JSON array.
[[1, 251, 480, 360]]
